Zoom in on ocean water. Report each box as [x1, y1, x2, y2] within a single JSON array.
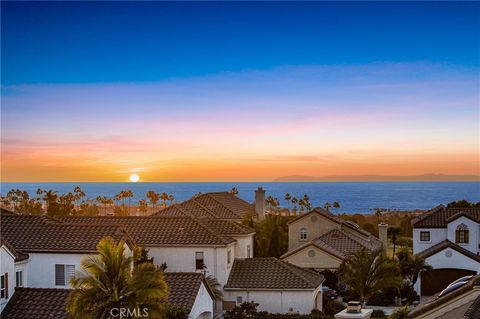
[[1, 182, 479, 213]]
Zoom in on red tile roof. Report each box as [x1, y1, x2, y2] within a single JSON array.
[[164, 272, 214, 311], [412, 205, 480, 228], [281, 228, 383, 260], [1, 288, 71, 319], [59, 216, 236, 246], [1, 212, 132, 253], [153, 192, 254, 220], [224, 257, 324, 290]]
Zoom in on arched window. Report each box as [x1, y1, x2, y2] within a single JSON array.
[[300, 228, 307, 240], [455, 223, 469, 244]]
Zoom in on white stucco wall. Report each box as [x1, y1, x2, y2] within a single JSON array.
[[189, 282, 214, 319], [447, 217, 479, 254], [26, 252, 91, 288], [424, 248, 480, 273], [413, 228, 447, 254], [147, 244, 234, 287], [232, 235, 254, 258], [0, 245, 16, 312], [224, 288, 321, 314]]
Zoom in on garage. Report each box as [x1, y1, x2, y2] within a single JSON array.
[[421, 268, 476, 296]]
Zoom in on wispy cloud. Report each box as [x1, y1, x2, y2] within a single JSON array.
[[1, 62, 479, 181]]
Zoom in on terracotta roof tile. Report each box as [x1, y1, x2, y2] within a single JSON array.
[[164, 272, 213, 311], [59, 216, 236, 246], [413, 205, 480, 228], [1, 212, 131, 253], [1, 288, 71, 319], [224, 257, 324, 290]]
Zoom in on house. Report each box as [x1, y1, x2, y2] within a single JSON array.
[[165, 273, 215, 319], [223, 257, 324, 314], [0, 210, 134, 290], [60, 215, 255, 287], [408, 275, 480, 319], [0, 238, 29, 312], [1, 274, 214, 319], [280, 208, 384, 270], [412, 205, 480, 295]]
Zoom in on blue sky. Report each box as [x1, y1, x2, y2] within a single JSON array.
[[1, 2, 479, 181], [2, 2, 479, 85]]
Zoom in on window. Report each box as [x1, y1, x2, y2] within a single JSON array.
[[15, 271, 23, 287], [195, 252, 204, 270], [247, 245, 251, 258], [0, 274, 6, 299], [456, 224, 469, 244], [236, 296, 243, 305], [55, 264, 75, 286], [420, 231, 430, 242], [227, 250, 231, 265], [300, 228, 307, 240]]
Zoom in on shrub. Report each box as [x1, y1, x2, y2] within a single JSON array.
[[323, 300, 345, 317], [166, 305, 188, 319], [390, 306, 410, 319], [225, 302, 333, 319], [371, 309, 386, 318]]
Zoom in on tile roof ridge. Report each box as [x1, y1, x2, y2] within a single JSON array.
[[204, 193, 242, 218], [273, 258, 321, 286], [188, 198, 219, 218], [171, 203, 196, 218], [183, 212, 236, 245], [412, 205, 445, 225]]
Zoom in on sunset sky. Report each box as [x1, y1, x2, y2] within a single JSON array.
[[1, 2, 479, 182]]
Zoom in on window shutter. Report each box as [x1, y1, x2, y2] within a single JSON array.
[[55, 264, 65, 286], [4, 273, 8, 299], [66, 265, 75, 284]]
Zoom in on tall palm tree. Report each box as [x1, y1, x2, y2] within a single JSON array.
[[324, 202, 331, 211], [230, 187, 238, 196], [67, 237, 168, 319], [373, 208, 383, 223], [43, 189, 58, 215], [338, 248, 402, 304], [138, 199, 148, 216], [124, 190, 134, 215], [160, 192, 169, 208], [291, 197, 298, 213], [333, 201, 340, 211], [397, 248, 433, 288], [73, 186, 86, 210], [167, 194, 174, 205], [388, 227, 402, 258], [146, 191, 160, 210], [284, 193, 291, 210]]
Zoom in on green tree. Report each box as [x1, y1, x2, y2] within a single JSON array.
[[291, 197, 298, 212], [388, 227, 402, 258], [397, 248, 433, 288], [338, 248, 402, 304], [67, 237, 168, 319], [78, 201, 99, 216], [146, 191, 161, 210], [373, 208, 383, 223], [251, 215, 289, 257], [124, 190, 134, 214]]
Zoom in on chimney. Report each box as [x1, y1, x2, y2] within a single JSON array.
[[378, 222, 388, 254], [255, 187, 266, 219]]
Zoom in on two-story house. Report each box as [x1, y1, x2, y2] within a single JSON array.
[[280, 207, 384, 270], [412, 205, 480, 296]]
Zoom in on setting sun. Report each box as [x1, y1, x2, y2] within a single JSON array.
[[129, 173, 140, 183]]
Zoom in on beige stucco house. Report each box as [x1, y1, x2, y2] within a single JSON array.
[[281, 208, 384, 270]]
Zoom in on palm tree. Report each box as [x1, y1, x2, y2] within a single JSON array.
[[73, 186, 86, 210], [388, 227, 402, 258], [291, 197, 298, 212], [324, 202, 331, 211], [43, 189, 58, 215], [373, 208, 383, 223], [284, 193, 291, 210], [146, 191, 160, 210], [338, 248, 402, 304], [302, 194, 312, 210], [397, 248, 433, 288], [160, 192, 169, 208], [124, 190, 134, 215], [168, 194, 174, 205], [333, 201, 340, 211], [67, 237, 168, 319], [138, 199, 148, 216], [230, 187, 239, 196], [96, 196, 113, 215]]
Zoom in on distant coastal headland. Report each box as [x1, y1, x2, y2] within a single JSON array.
[[273, 174, 480, 182]]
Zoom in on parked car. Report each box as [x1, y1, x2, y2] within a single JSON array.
[[322, 286, 339, 300]]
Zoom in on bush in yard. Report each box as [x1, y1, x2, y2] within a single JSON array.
[[390, 306, 410, 319], [371, 309, 386, 318], [224, 302, 333, 319], [166, 305, 189, 319], [323, 299, 345, 317]]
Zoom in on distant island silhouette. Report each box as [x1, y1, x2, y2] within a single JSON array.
[[273, 174, 480, 182]]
